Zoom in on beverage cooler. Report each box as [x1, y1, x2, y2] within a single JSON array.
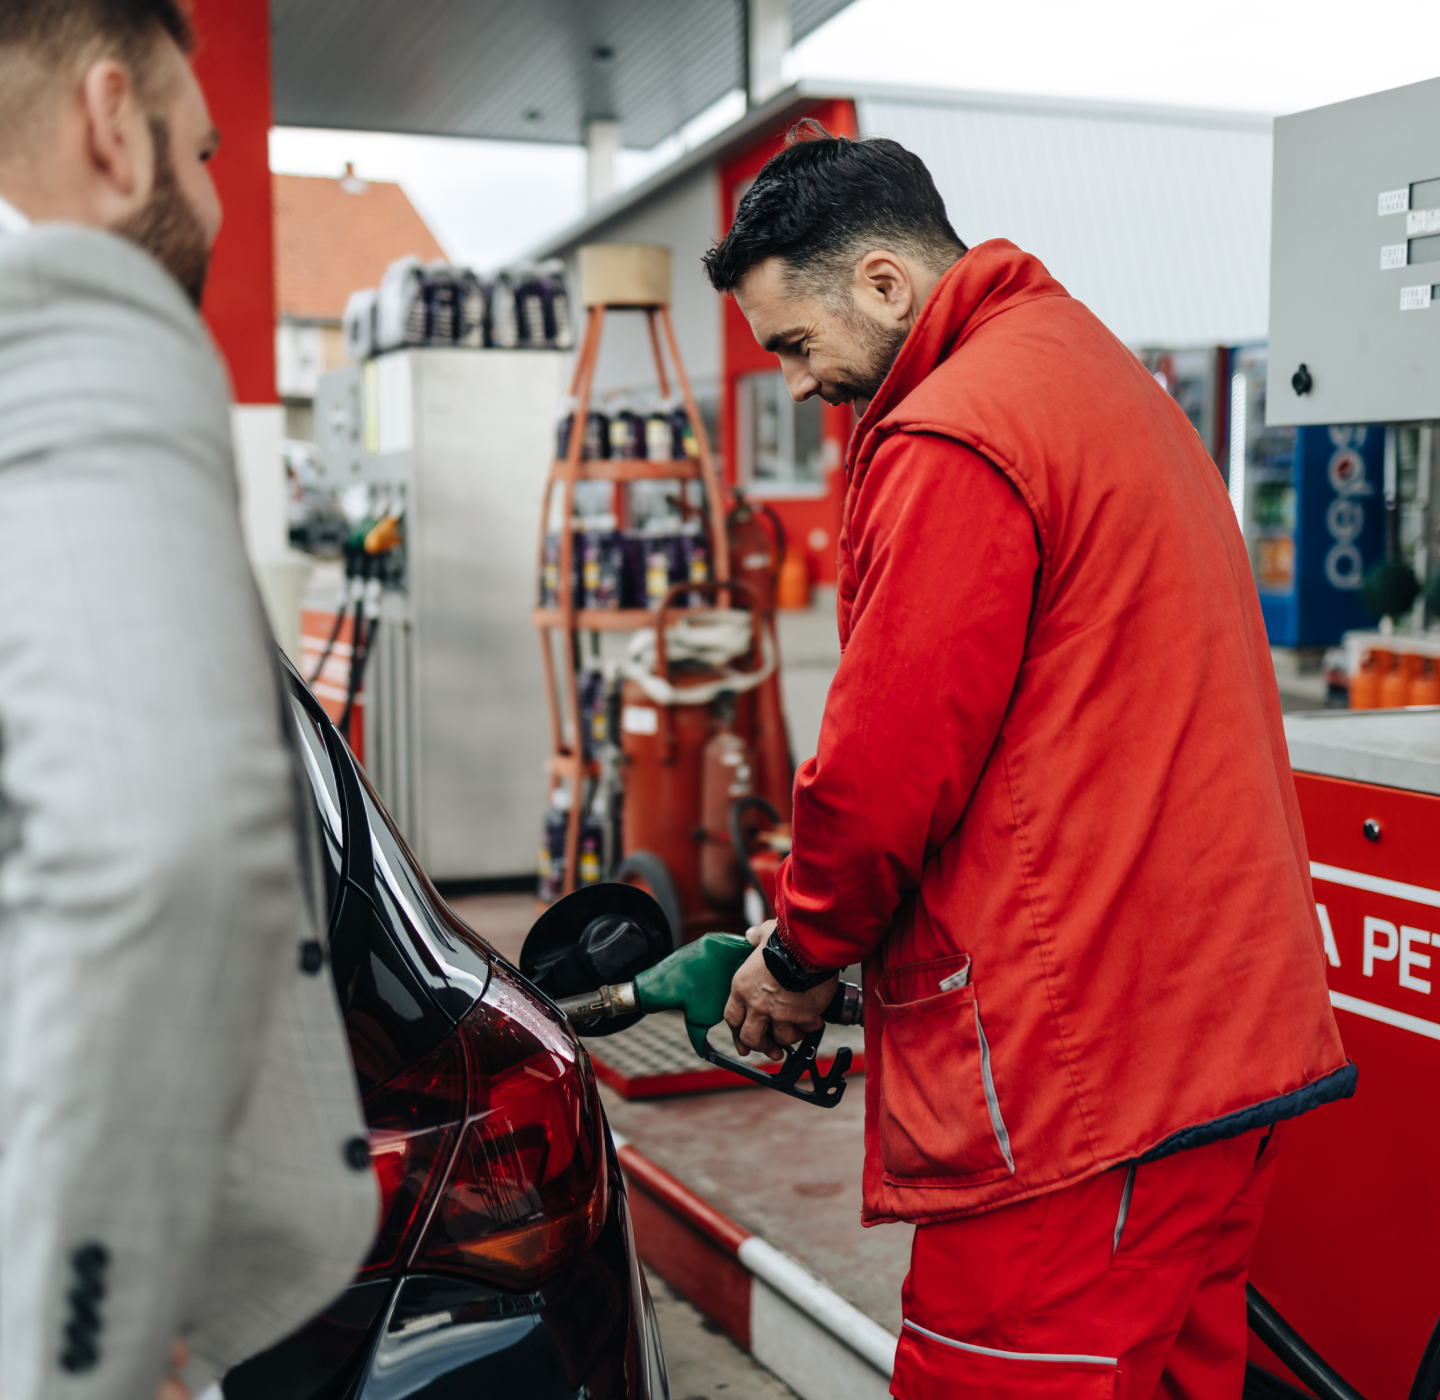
[[1228, 346, 1387, 646]]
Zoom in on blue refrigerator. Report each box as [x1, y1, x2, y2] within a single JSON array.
[[1228, 345, 1385, 646]]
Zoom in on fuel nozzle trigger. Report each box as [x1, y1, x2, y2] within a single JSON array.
[[696, 1026, 850, 1108], [627, 933, 852, 1107]]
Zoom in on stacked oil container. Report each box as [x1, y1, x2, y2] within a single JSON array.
[[539, 401, 710, 614], [343, 255, 574, 360]]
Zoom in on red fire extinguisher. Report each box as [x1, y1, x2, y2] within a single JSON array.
[[726, 491, 793, 821], [699, 691, 754, 909], [726, 490, 784, 612]]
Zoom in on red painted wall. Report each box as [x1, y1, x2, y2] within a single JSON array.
[[189, 0, 276, 405], [718, 99, 859, 588]]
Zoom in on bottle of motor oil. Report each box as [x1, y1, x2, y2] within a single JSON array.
[[646, 406, 675, 461], [682, 523, 710, 605], [581, 517, 622, 611], [538, 787, 572, 902], [620, 533, 647, 609], [579, 816, 603, 885], [558, 402, 611, 461], [540, 530, 561, 608], [456, 271, 487, 347], [423, 264, 458, 344], [518, 274, 548, 347], [699, 691, 753, 909], [670, 404, 700, 460], [579, 669, 610, 760], [608, 398, 646, 460], [487, 272, 520, 348], [644, 530, 679, 610], [542, 264, 574, 349]]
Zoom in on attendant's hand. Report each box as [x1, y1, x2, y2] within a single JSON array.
[[156, 1339, 191, 1400], [723, 920, 838, 1060]]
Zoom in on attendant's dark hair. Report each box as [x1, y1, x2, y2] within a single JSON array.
[[703, 121, 966, 300], [0, 0, 194, 138]]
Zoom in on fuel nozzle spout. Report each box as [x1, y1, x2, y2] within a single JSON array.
[[556, 980, 640, 1024]]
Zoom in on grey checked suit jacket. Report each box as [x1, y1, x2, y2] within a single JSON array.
[[0, 225, 377, 1399]]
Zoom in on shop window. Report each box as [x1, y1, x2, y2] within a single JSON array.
[[739, 371, 824, 496]]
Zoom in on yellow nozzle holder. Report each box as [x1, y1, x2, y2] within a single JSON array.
[[633, 932, 754, 1057], [364, 514, 403, 555]]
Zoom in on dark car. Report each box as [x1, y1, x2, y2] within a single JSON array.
[[222, 662, 668, 1400]]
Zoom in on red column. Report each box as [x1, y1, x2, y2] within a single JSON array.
[[717, 99, 858, 588], [189, 0, 276, 406]]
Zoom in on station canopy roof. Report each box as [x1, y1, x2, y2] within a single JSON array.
[[270, 0, 855, 149]]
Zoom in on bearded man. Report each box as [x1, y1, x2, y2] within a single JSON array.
[[0, 5, 377, 1399], [716, 124, 1351, 1398]]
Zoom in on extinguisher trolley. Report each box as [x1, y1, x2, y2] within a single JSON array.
[[534, 243, 792, 937]]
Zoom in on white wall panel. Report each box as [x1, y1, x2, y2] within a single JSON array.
[[858, 96, 1272, 348]]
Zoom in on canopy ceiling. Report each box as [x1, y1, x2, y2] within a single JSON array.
[[270, 0, 855, 149]]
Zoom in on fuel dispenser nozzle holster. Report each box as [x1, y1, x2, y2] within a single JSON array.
[[521, 887, 860, 1109]]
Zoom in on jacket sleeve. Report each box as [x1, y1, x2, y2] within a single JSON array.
[[774, 431, 1039, 970], [0, 233, 373, 1400]]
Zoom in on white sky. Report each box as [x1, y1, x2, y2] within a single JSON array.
[[269, 0, 1440, 272]]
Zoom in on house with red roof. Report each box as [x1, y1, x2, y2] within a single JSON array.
[[274, 164, 448, 439]]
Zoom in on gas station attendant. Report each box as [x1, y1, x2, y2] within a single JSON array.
[[714, 124, 1353, 1398]]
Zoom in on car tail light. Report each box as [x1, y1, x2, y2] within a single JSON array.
[[359, 1033, 464, 1276], [360, 963, 607, 1288]]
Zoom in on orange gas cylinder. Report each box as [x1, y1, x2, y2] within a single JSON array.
[[1410, 656, 1440, 706], [1349, 653, 1381, 710], [1380, 651, 1413, 709], [776, 548, 810, 610], [698, 695, 754, 909]]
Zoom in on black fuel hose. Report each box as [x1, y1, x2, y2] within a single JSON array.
[[337, 611, 378, 742], [1246, 1285, 1366, 1400], [730, 795, 780, 920], [307, 588, 351, 685]]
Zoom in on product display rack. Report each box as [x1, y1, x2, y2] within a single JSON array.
[[533, 264, 730, 900]]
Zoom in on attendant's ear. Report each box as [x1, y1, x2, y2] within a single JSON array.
[[853, 250, 914, 325], [78, 57, 154, 217]]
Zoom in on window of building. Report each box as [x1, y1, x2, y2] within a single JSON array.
[[738, 371, 824, 496]]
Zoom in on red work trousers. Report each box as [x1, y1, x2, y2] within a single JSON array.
[[891, 1126, 1281, 1399]]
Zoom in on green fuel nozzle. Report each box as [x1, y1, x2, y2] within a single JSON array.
[[555, 932, 860, 1109]]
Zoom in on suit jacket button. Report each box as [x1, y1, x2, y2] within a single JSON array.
[[60, 1339, 98, 1373], [299, 939, 325, 975], [344, 1136, 371, 1171]]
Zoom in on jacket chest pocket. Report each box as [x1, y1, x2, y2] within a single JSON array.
[[875, 955, 1015, 1186]]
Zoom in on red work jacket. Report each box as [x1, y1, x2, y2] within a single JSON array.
[[774, 241, 1352, 1226]]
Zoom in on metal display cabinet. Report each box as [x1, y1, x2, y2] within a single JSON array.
[[314, 348, 570, 881]]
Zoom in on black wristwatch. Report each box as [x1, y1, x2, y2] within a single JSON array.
[[763, 933, 835, 993]]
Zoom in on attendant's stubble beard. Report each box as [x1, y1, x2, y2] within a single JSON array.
[[113, 118, 210, 307], [822, 302, 908, 407]]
